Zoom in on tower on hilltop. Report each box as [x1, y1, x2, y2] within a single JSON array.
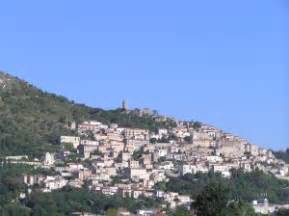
[[122, 99, 128, 110]]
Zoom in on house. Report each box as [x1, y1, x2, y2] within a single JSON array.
[[130, 168, 150, 181], [141, 154, 153, 166], [118, 209, 132, 216], [151, 171, 167, 183], [156, 190, 165, 198], [106, 167, 117, 177], [129, 160, 140, 169], [77, 169, 92, 181], [245, 144, 259, 156], [177, 195, 192, 207], [102, 186, 119, 196], [137, 209, 156, 216], [104, 159, 114, 167], [124, 139, 136, 153], [68, 163, 84, 172], [143, 144, 156, 153], [68, 179, 84, 188], [181, 164, 194, 175], [278, 166, 289, 177], [43, 176, 68, 192], [206, 155, 223, 163], [60, 136, 80, 149], [109, 140, 125, 153], [23, 174, 45, 186], [43, 152, 55, 166], [158, 161, 174, 170], [78, 121, 108, 135], [79, 143, 99, 159], [72, 212, 97, 216], [5, 155, 28, 161], [239, 162, 253, 172], [120, 188, 133, 198], [124, 128, 150, 141], [80, 140, 99, 146], [133, 190, 144, 199], [252, 199, 276, 215], [156, 148, 168, 158], [181, 163, 209, 176], [211, 164, 231, 178], [158, 129, 168, 136], [164, 192, 179, 209]]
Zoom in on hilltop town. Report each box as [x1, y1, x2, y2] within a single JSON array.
[[4, 100, 289, 215]]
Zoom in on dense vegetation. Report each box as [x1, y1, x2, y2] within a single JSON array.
[[275, 208, 289, 216], [0, 72, 175, 157], [193, 181, 257, 216], [273, 149, 289, 164], [0, 163, 56, 209], [2, 165, 289, 215], [0, 163, 160, 216], [155, 169, 289, 204], [25, 189, 159, 216], [1, 187, 160, 216]]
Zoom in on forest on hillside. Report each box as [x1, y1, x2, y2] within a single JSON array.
[[0, 72, 175, 157]]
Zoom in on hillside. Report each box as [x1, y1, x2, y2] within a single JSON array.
[[0, 72, 176, 157], [273, 149, 289, 163]]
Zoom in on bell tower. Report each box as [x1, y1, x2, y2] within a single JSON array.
[[122, 99, 128, 111]]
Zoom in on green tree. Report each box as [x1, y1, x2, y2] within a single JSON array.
[[154, 181, 167, 191], [276, 208, 289, 216], [184, 136, 192, 143], [1, 203, 31, 216], [193, 122, 202, 130], [106, 208, 118, 216], [0, 71, 176, 157], [273, 149, 289, 163], [220, 200, 256, 216], [63, 142, 75, 152], [164, 169, 289, 204], [193, 181, 231, 216], [132, 147, 144, 160], [173, 206, 191, 216]]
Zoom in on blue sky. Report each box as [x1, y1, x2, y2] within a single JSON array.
[[0, 1, 288, 149]]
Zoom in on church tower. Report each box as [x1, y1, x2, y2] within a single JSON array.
[[122, 99, 128, 110]]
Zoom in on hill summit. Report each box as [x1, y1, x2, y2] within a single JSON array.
[[0, 71, 175, 157]]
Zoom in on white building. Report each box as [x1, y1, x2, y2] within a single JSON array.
[[60, 136, 80, 149], [43, 152, 55, 166], [158, 161, 174, 170], [253, 199, 276, 215], [130, 168, 150, 181], [181, 163, 209, 176], [43, 176, 68, 192]]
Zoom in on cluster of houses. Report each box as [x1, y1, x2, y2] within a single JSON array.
[[7, 111, 289, 215]]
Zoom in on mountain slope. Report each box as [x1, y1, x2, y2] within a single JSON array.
[[0, 72, 175, 157]]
